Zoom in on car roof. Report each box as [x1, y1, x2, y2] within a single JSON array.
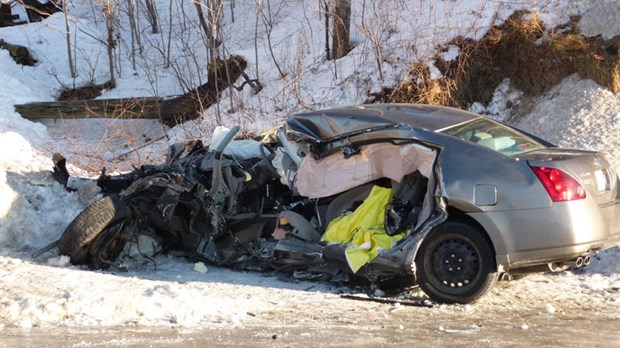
[[286, 104, 481, 142]]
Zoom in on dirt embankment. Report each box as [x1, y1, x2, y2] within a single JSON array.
[[369, 11, 619, 109]]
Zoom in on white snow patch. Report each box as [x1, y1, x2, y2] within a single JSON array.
[[427, 61, 443, 80], [438, 45, 461, 62], [579, 0, 620, 40], [516, 75, 620, 173], [470, 78, 523, 122]]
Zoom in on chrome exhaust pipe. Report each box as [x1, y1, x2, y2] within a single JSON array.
[[583, 255, 592, 266], [548, 262, 569, 272], [565, 257, 584, 268], [575, 256, 584, 268]]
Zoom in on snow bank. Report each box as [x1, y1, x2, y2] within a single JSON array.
[[516, 75, 620, 173], [0, 132, 85, 250], [0, 253, 339, 328]]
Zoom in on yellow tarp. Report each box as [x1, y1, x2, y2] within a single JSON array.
[[322, 186, 404, 273]]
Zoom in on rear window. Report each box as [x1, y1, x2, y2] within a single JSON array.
[[441, 118, 546, 157]]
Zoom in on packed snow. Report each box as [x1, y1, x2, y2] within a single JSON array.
[[515, 75, 620, 172], [1, 0, 619, 331]]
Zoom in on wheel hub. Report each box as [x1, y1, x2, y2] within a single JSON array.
[[431, 238, 479, 288]]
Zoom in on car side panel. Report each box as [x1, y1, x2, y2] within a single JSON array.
[[436, 136, 551, 213], [468, 197, 620, 268], [429, 134, 620, 269]]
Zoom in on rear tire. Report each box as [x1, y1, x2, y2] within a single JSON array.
[[416, 220, 497, 304], [59, 196, 131, 265]]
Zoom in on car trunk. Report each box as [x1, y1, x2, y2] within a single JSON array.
[[522, 149, 617, 204], [522, 149, 620, 243]]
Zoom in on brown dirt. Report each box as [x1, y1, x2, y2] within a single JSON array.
[[369, 11, 620, 108]]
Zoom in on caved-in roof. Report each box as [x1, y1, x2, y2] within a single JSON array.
[[286, 104, 479, 143]]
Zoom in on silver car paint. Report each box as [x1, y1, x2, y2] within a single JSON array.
[[284, 104, 620, 272], [430, 129, 620, 270]]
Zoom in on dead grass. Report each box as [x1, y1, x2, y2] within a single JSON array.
[[372, 11, 620, 108]]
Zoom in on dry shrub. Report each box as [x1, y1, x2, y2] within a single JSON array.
[[44, 115, 167, 175], [578, 35, 620, 93], [387, 62, 457, 106], [552, 34, 588, 52], [382, 11, 620, 108]]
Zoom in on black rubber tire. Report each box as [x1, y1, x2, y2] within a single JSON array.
[[89, 219, 128, 269], [416, 220, 497, 304], [59, 196, 131, 265]]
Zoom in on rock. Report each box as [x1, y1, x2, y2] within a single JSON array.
[[77, 180, 101, 206], [193, 262, 208, 274]]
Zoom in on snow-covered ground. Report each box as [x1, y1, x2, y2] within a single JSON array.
[[1, 0, 619, 331]]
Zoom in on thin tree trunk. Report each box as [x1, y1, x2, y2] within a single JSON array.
[[254, 0, 260, 80], [165, 0, 173, 68], [263, 0, 284, 78], [104, 3, 116, 87], [193, 0, 212, 61], [229, 0, 234, 22], [332, 0, 350, 59], [127, 0, 137, 70], [134, 0, 141, 50], [323, 0, 330, 60], [63, 0, 76, 78], [206, 0, 223, 64], [144, 0, 159, 34]]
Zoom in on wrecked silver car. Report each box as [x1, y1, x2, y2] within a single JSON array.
[[54, 104, 620, 304]]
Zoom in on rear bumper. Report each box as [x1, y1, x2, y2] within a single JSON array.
[[468, 198, 620, 269], [504, 233, 620, 269]]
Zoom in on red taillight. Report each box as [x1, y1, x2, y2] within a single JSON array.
[[530, 166, 586, 202]]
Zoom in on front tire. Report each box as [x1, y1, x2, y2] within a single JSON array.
[[59, 196, 131, 265], [416, 220, 497, 304]]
